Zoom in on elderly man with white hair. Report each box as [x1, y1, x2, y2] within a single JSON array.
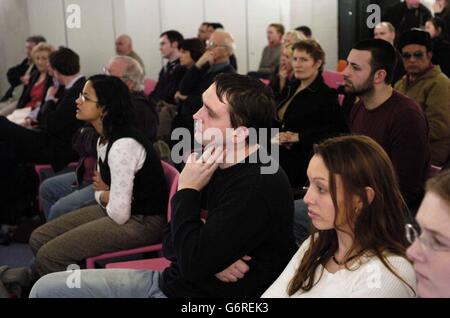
[[171, 30, 236, 148]]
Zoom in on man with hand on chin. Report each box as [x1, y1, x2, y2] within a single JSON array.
[[30, 73, 296, 298]]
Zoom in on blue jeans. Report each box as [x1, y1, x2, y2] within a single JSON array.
[[39, 172, 96, 221], [293, 199, 311, 246], [29, 269, 167, 298]]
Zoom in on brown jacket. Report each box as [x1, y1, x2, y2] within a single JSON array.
[[395, 66, 450, 166]]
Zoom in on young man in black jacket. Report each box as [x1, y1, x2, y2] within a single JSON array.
[[30, 73, 297, 298]]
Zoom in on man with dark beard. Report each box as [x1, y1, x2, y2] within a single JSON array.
[[343, 39, 430, 213]]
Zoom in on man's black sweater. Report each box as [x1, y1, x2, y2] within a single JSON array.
[[160, 158, 297, 298]]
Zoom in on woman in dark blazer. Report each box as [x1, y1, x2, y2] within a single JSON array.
[[274, 40, 347, 188]]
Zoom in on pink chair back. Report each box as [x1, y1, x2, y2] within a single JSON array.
[[106, 257, 171, 271], [322, 70, 344, 89], [161, 161, 179, 222], [144, 78, 157, 96]]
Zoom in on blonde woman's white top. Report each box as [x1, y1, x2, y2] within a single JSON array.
[[262, 237, 416, 298]]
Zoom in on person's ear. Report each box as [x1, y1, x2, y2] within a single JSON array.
[[353, 187, 375, 211], [427, 51, 433, 61], [364, 187, 375, 205], [315, 59, 323, 70], [373, 69, 387, 84]]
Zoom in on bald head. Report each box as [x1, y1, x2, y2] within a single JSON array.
[[374, 22, 396, 45], [115, 34, 133, 55]]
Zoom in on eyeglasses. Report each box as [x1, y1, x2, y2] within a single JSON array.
[[402, 51, 425, 60], [79, 93, 98, 104], [206, 40, 227, 49], [405, 223, 450, 253]]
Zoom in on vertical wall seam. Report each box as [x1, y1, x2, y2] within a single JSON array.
[[111, 0, 117, 40], [158, 0, 164, 68], [245, 0, 250, 73], [202, 0, 206, 21], [62, 0, 69, 47]]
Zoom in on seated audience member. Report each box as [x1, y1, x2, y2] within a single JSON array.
[[434, 0, 450, 38], [263, 135, 416, 298], [158, 38, 205, 143], [41, 55, 159, 221], [7, 43, 55, 126], [343, 39, 430, 212], [178, 39, 206, 73], [373, 21, 405, 83], [295, 25, 312, 39], [171, 30, 236, 147], [104, 56, 159, 142], [282, 30, 306, 45], [407, 170, 450, 298], [248, 23, 284, 79], [425, 17, 450, 78], [205, 23, 238, 71], [29, 75, 168, 279], [197, 22, 211, 42], [30, 73, 297, 298], [273, 40, 347, 189], [39, 124, 98, 222], [149, 30, 185, 105], [395, 29, 450, 166], [382, 0, 431, 36], [374, 21, 396, 45], [269, 44, 296, 102], [0, 35, 46, 114], [0, 47, 85, 215], [115, 34, 145, 73]]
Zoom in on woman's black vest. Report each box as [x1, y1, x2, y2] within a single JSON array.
[[98, 127, 168, 217]]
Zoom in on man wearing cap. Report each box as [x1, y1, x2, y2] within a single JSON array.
[[395, 29, 450, 166]]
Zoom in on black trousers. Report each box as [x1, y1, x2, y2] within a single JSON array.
[[0, 116, 53, 219]]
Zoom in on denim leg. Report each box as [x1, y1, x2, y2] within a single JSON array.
[[40, 173, 77, 220], [29, 269, 166, 298], [293, 199, 312, 246], [47, 185, 95, 221]]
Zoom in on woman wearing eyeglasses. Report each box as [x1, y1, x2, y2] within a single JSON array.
[[29, 75, 168, 280], [262, 135, 416, 298], [406, 170, 450, 298]]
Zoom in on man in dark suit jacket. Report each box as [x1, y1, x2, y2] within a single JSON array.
[[382, 0, 432, 37], [0, 47, 85, 213]]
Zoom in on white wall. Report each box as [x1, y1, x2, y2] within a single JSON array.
[[66, 0, 116, 76], [115, 0, 161, 78], [290, 0, 339, 71], [26, 0, 66, 47], [0, 0, 29, 96], [20, 0, 339, 80]]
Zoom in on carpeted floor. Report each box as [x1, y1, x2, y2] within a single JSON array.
[[0, 243, 33, 268]]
